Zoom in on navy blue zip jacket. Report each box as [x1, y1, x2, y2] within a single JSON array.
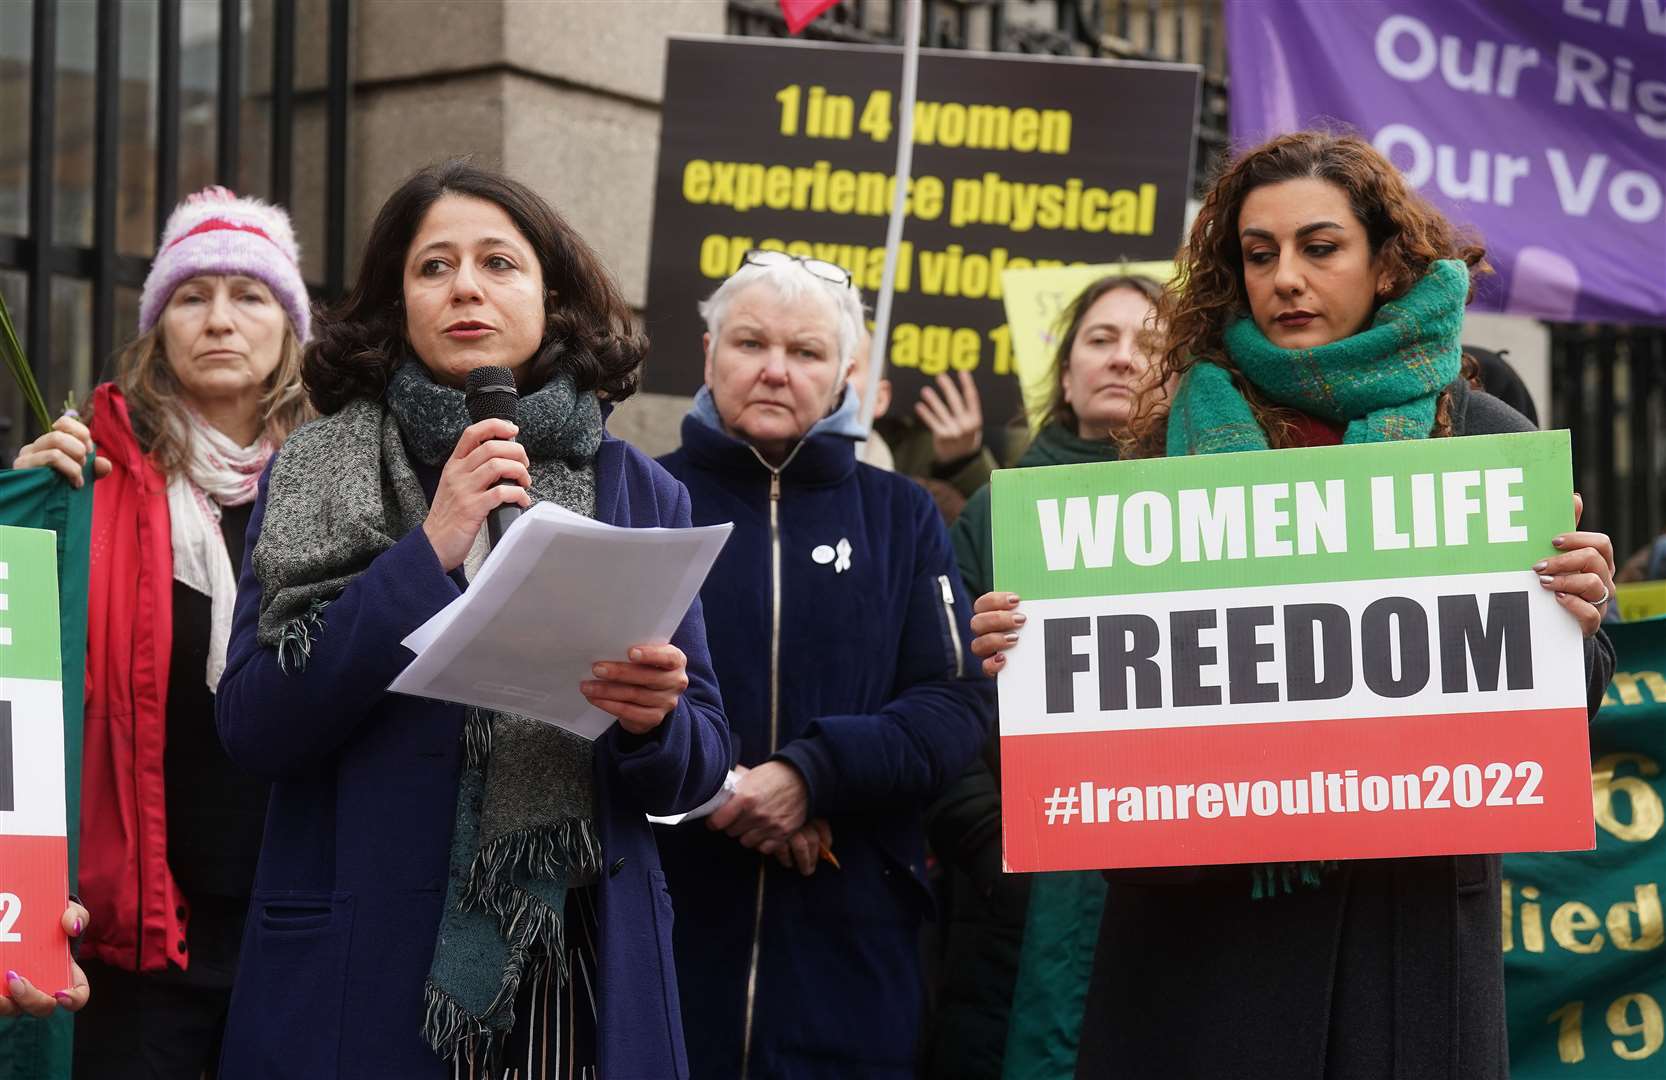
[[655, 390, 992, 1080], [215, 421, 731, 1079]]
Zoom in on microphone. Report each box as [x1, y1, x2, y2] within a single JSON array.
[[464, 365, 522, 547]]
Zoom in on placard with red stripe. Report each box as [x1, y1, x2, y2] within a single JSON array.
[[0, 525, 71, 996], [992, 431, 1594, 872]]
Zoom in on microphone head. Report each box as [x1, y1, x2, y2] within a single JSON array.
[[465, 366, 519, 425]]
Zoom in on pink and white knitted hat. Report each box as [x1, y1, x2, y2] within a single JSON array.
[[139, 186, 311, 343]]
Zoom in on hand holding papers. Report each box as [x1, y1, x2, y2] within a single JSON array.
[[390, 502, 732, 740]]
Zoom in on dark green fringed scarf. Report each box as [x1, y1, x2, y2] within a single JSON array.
[[251, 361, 605, 1065], [1167, 260, 1468, 896]]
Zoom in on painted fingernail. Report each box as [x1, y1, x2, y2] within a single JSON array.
[[5, 971, 17, 985], [1552, 537, 1566, 547], [1533, 561, 1548, 573], [1539, 575, 1555, 585], [1012, 613, 1027, 625], [1006, 594, 1020, 605], [592, 663, 607, 677], [73, 918, 81, 935], [1003, 633, 1020, 644], [54, 992, 71, 1003], [630, 648, 643, 662]]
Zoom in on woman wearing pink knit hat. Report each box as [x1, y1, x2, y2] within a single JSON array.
[[13, 185, 313, 1077]]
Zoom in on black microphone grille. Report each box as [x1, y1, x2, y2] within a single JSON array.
[[465, 366, 519, 425]]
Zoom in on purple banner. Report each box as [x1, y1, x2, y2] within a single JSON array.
[[1227, 0, 1666, 326]]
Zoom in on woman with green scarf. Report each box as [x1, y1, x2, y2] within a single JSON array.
[[967, 131, 1617, 1079]]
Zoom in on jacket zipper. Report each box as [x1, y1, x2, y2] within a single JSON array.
[[938, 574, 966, 678], [741, 445, 801, 1080]]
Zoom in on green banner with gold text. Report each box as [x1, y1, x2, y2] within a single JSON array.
[[1505, 617, 1666, 1074]]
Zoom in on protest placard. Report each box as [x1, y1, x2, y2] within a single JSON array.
[[993, 431, 1594, 872], [1617, 581, 1666, 624], [999, 261, 1174, 433], [643, 35, 1200, 421], [0, 525, 70, 998]]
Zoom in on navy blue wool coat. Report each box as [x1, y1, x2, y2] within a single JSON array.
[[215, 425, 731, 1080], [656, 407, 993, 1080]]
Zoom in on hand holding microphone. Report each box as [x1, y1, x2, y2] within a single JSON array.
[[420, 366, 530, 572]]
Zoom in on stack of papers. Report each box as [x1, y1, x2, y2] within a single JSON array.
[[390, 502, 732, 740]]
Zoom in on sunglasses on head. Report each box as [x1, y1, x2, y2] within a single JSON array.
[[737, 249, 854, 290]]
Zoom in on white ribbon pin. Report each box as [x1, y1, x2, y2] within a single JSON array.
[[811, 538, 853, 573]]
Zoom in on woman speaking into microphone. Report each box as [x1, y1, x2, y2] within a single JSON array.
[[214, 160, 731, 1079]]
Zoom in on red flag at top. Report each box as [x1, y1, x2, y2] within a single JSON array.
[[780, 0, 840, 34]]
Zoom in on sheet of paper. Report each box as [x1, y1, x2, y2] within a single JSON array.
[[646, 768, 741, 826], [390, 502, 732, 740]]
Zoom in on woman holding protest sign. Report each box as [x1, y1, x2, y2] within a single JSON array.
[[923, 272, 1166, 1080], [968, 131, 1616, 1079], [11, 186, 311, 1077]]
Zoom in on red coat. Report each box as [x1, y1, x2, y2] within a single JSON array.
[[78, 383, 190, 972]]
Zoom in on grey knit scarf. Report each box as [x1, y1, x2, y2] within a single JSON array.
[[251, 360, 606, 1068]]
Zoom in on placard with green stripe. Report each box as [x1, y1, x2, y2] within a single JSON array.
[[0, 525, 71, 1000], [991, 431, 1595, 872]]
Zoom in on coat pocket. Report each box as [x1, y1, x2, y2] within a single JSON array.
[[926, 572, 967, 679], [228, 890, 355, 1076], [647, 869, 690, 1079], [870, 829, 938, 922], [1455, 853, 1493, 893]]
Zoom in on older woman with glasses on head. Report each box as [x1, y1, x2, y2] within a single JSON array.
[[652, 249, 992, 1080]]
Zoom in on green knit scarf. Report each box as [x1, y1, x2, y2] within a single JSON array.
[[1166, 260, 1468, 897], [1166, 258, 1468, 456]]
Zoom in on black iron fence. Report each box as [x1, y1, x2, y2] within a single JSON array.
[[0, 0, 353, 457], [1551, 324, 1666, 561]]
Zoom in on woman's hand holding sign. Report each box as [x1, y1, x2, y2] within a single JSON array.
[[0, 900, 90, 1018], [1536, 493, 1615, 638], [970, 591, 1025, 677]]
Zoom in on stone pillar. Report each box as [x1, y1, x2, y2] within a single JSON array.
[[350, 0, 727, 456]]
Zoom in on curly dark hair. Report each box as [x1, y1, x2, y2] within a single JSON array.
[[1126, 130, 1488, 456], [304, 159, 646, 414], [1044, 273, 1164, 435]]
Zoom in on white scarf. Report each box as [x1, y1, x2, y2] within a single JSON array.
[[166, 411, 274, 692]]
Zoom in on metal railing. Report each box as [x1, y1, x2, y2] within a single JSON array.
[[1552, 324, 1666, 561], [0, 0, 353, 454]]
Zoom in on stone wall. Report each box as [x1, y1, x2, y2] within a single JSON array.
[[349, 0, 727, 457]]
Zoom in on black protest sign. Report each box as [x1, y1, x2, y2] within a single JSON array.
[[643, 36, 1200, 420]]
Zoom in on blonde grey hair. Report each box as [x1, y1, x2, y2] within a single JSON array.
[[698, 259, 866, 376]]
